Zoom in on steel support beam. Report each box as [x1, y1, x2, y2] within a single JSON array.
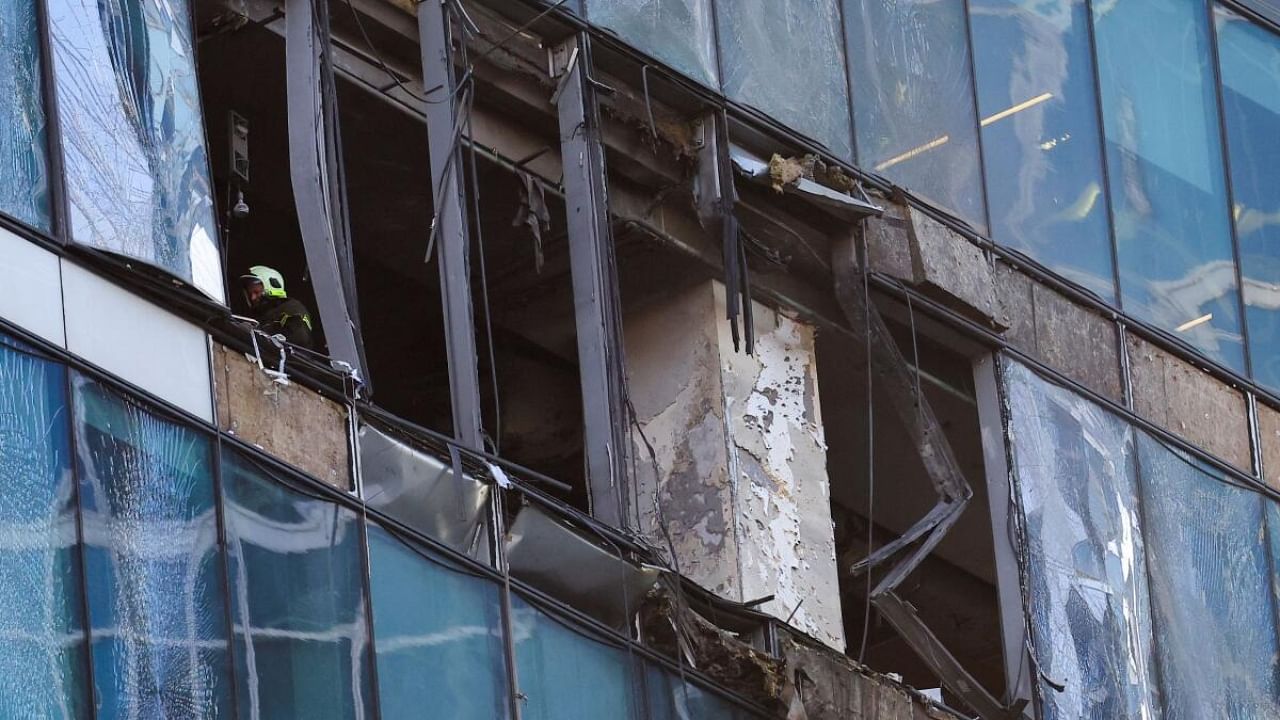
[[419, 0, 484, 451], [285, 0, 367, 381], [551, 35, 629, 528]]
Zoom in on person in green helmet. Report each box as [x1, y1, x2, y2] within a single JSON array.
[[239, 266, 315, 350]]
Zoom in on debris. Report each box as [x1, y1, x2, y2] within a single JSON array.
[[512, 169, 551, 272]]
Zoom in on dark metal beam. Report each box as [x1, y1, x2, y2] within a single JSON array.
[[418, 0, 483, 451], [551, 34, 629, 528], [284, 0, 368, 382]]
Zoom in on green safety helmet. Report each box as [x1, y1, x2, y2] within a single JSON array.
[[242, 265, 288, 299]]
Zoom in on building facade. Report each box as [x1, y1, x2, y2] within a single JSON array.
[[1, 0, 1279, 718]]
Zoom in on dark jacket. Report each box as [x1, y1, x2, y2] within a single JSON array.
[[252, 296, 314, 349]]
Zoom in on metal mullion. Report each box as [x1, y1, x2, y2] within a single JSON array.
[[209, 434, 243, 720], [835, 0, 861, 166], [1204, 0, 1255, 379], [1080, 0, 1126, 310], [62, 360, 99, 719], [1128, 434, 1171, 715], [960, 0, 994, 237], [355, 508, 385, 720], [34, 0, 71, 243]]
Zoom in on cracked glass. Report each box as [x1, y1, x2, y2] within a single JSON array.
[[716, 0, 854, 160], [73, 373, 232, 718], [0, 0, 51, 230], [0, 336, 88, 718], [586, 0, 718, 86], [47, 0, 224, 302]]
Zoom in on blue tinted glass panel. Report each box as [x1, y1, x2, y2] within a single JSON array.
[[586, 0, 718, 87], [1092, 0, 1243, 369], [367, 524, 509, 719], [73, 374, 231, 718], [1136, 434, 1280, 718], [1216, 8, 1280, 390], [0, 1, 51, 230], [222, 450, 373, 720], [47, 0, 225, 302], [717, 0, 854, 160], [0, 337, 88, 717], [846, 0, 987, 232], [512, 595, 637, 720], [970, 0, 1114, 299], [1002, 360, 1159, 719], [644, 663, 748, 719]]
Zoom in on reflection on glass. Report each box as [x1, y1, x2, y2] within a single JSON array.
[[1136, 435, 1280, 718], [0, 337, 88, 717], [586, 0, 719, 87], [73, 374, 231, 718], [970, 0, 1114, 299], [717, 0, 854, 160], [367, 524, 509, 719], [0, 0, 51, 230], [846, 0, 987, 232], [222, 450, 373, 720], [512, 594, 637, 719], [1092, 0, 1243, 370], [1215, 8, 1280, 390], [1002, 360, 1159, 719], [47, 0, 225, 302], [644, 662, 747, 719]]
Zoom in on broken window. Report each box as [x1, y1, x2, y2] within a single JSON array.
[[585, 0, 719, 87], [47, 0, 224, 302], [367, 523, 511, 718], [1092, 0, 1243, 370], [73, 374, 233, 717], [969, 0, 1114, 300], [0, 0, 51, 231], [717, 0, 855, 160], [845, 0, 987, 232], [0, 336, 87, 718], [222, 450, 374, 719], [644, 662, 751, 720], [1216, 6, 1280, 392]]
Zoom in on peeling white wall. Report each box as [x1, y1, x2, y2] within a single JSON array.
[[625, 280, 845, 650]]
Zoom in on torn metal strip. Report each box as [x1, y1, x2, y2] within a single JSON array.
[[832, 233, 1020, 719], [731, 148, 883, 220], [285, 0, 368, 381]]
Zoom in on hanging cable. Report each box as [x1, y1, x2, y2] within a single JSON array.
[[857, 221, 876, 665]]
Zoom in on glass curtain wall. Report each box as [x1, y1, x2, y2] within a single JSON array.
[[1215, 7, 1280, 391], [585, 0, 719, 87], [1003, 358, 1280, 718], [0, 0, 52, 231], [45, 0, 224, 302], [969, 0, 1114, 299]]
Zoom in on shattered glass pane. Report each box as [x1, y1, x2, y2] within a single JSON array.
[[47, 0, 225, 303], [0, 0, 51, 230], [970, 0, 1114, 299], [644, 663, 748, 719], [1092, 0, 1243, 370], [1215, 7, 1280, 392], [1001, 360, 1159, 719], [367, 524, 510, 719], [1136, 435, 1280, 719], [585, 0, 718, 86], [0, 337, 88, 718], [716, 0, 854, 160], [222, 450, 374, 720], [73, 374, 232, 718], [512, 594, 638, 719], [845, 0, 987, 232]]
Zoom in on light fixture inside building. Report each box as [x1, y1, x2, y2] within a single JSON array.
[[980, 92, 1054, 127], [1176, 313, 1213, 332]]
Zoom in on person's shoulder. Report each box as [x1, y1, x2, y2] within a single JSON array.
[[281, 297, 311, 314]]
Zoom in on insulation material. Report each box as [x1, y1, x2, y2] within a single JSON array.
[[0, 0, 51, 230], [222, 449, 374, 719], [586, 0, 719, 87], [0, 337, 88, 718], [506, 504, 659, 629], [510, 594, 638, 720], [47, 0, 225, 302], [1136, 434, 1280, 719], [366, 524, 510, 719], [846, 0, 987, 232], [716, 0, 854, 160], [1002, 360, 1159, 719], [73, 373, 233, 717], [358, 424, 489, 553]]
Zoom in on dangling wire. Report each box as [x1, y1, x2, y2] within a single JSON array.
[[857, 221, 876, 665]]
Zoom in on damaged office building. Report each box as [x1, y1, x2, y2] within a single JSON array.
[[4, 0, 1280, 716]]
